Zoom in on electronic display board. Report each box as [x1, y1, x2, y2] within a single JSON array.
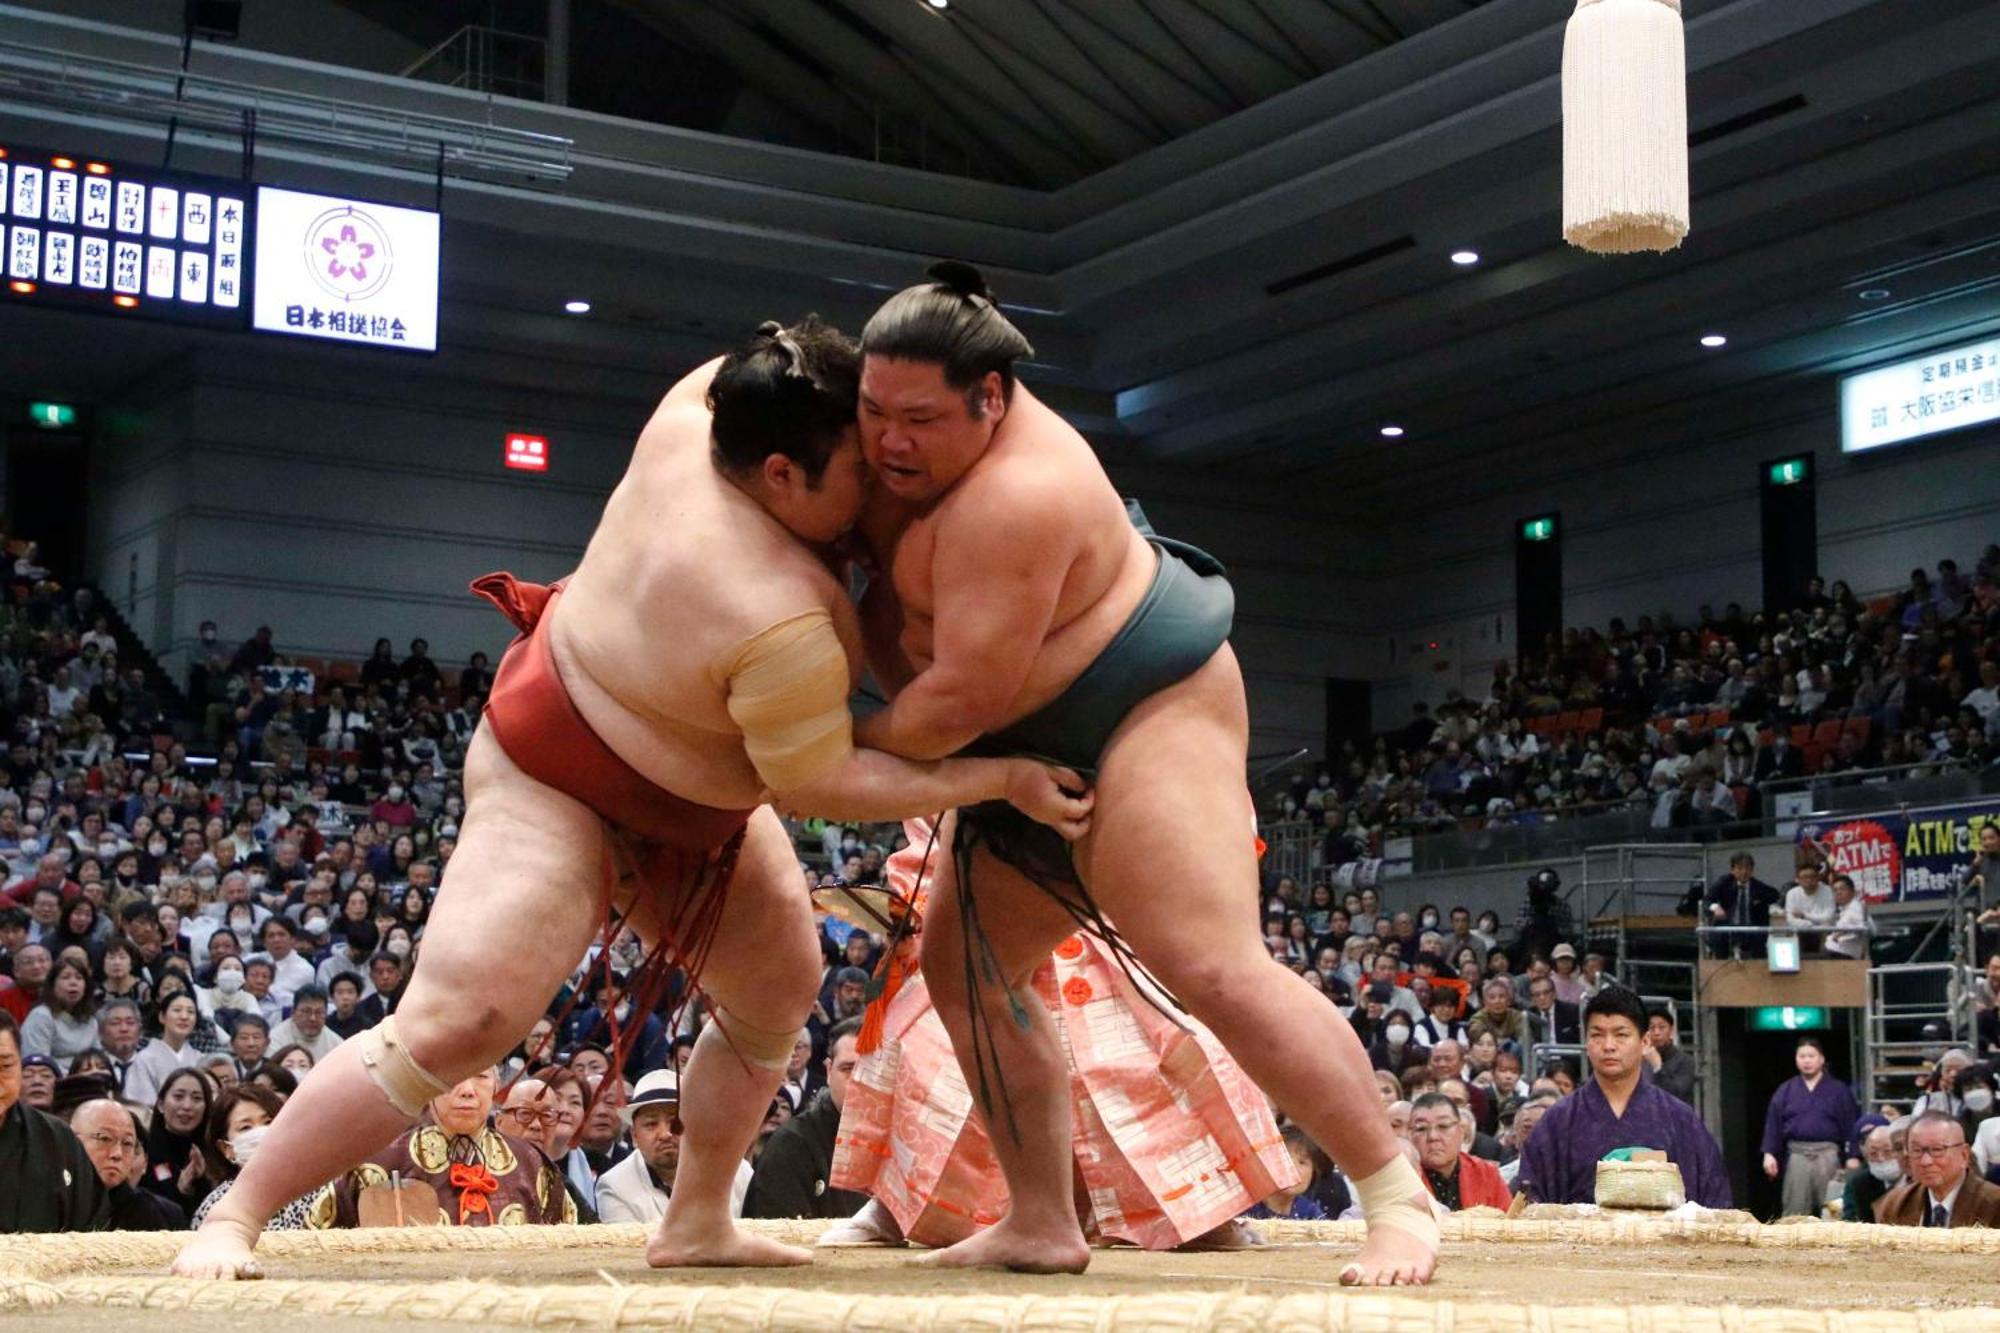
[[0, 143, 249, 327]]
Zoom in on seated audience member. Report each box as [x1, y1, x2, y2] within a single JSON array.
[[268, 984, 342, 1061], [22, 957, 101, 1073], [0, 1010, 108, 1232], [324, 972, 370, 1040], [1782, 863, 1836, 941], [1409, 1091, 1512, 1211], [1642, 1006, 1697, 1105], [72, 1098, 186, 1230], [1874, 1112, 2000, 1228], [743, 1019, 867, 1219], [1498, 1098, 1557, 1189], [228, 1012, 271, 1081], [94, 998, 147, 1099], [1841, 1117, 1900, 1223], [143, 1066, 218, 1219], [1467, 978, 1530, 1050], [192, 1084, 318, 1229], [577, 1074, 631, 1176], [560, 970, 668, 1083], [776, 1027, 817, 1113], [1823, 874, 1870, 960], [1516, 987, 1731, 1207], [126, 992, 204, 1107], [1414, 989, 1467, 1050], [1242, 1125, 1327, 1220], [1525, 973, 1580, 1047], [496, 1077, 600, 1224], [1702, 853, 1780, 955], [594, 1069, 754, 1222], [19, 1053, 59, 1111], [311, 1069, 573, 1227]]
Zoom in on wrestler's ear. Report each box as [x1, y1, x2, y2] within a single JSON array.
[[760, 451, 799, 493]]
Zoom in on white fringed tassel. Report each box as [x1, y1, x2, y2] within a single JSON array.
[[1562, 0, 1689, 254]]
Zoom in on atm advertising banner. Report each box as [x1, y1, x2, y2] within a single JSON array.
[[1795, 798, 2000, 904]]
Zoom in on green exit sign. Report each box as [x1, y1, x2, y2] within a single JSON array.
[[1520, 516, 1557, 543], [28, 401, 77, 430], [1767, 456, 1810, 487], [1750, 1005, 1829, 1031]]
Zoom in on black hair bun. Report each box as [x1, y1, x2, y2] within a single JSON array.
[[927, 260, 991, 301], [755, 319, 785, 338]]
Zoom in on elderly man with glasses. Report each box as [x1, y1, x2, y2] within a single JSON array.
[[1874, 1112, 2000, 1228], [72, 1098, 186, 1230], [1407, 1092, 1511, 1212]]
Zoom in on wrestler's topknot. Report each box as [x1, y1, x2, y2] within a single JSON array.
[[861, 261, 1035, 411], [708, 315, 859, 486]]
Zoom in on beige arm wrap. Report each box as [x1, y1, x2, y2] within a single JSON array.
[[720, 609, 854, 794]]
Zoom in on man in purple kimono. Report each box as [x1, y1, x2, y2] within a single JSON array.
[[1516, 987, 1731, 1208], [1759, 1036, 1860, 1217]]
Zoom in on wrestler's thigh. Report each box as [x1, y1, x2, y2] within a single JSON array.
[[920, 815, 1076, 996], [1073, 646, 1263, 974], [662, 806, 820, 1031], [399, 727, 612, 1033]]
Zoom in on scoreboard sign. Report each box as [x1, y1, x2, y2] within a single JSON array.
[[0, 143, 250, 327]]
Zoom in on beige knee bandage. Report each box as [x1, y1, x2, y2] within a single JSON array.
[[707, 1008, 799, 1072], [1351, 1152, 1442, 1250], [357, 1014, 453, 1116]]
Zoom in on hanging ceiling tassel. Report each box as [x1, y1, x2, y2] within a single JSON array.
[[1562, 0, 1690, 254]]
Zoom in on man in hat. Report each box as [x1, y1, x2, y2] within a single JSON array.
[[17, 1052, 59, 1111], [596, 1069, 755, 1222]]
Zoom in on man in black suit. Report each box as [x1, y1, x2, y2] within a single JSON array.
[[1752, 731, 1805, 783], [1701, 852, 1781, 957], [1524, 975, 1580, 1046]]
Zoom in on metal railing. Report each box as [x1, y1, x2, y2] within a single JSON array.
[[0, 39, 574, 183], [1761, 756, 1993, 836], [400, 25, 548, 104]]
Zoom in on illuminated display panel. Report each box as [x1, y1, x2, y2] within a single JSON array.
[[0, 143, 249, 327], [252, 186, 439, 353]]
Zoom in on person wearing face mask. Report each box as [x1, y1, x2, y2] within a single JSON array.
[[1954, 1063, 1997, 1163], [1839, 1117, 1901, 1222], [191, 1084, 319, 1229], [1370, 1007, 1420, 1075], [200, 959, 262, 1028]]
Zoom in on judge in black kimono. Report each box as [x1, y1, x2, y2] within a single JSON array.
[[309, 1067, 573, 1228], [0, 1012, 109, 1232]]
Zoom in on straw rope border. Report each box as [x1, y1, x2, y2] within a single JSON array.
[[5, 1217, 1998, 1329]]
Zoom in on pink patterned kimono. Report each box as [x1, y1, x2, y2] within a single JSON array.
[[829, 822, 1298, 1249]]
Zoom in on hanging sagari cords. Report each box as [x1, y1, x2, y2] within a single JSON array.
[[1562, 0, 1690, 254]]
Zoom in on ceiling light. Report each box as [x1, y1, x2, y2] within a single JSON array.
[[1700, 334, 1728, 348], [1450, 250, 1480, 266], [926, 0, 948, 8], [1380, 425, 1405, 438], [564, 300, 591, 314], [1857, 288, 1891, 302]]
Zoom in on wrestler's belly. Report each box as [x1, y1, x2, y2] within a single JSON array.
[[900, 535, 1158, 729], [543, 611, 769, 811]]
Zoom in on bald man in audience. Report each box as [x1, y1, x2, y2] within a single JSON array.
[[73, 1099, 185, 1231]]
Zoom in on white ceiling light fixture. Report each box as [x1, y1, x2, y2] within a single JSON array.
[[1857, 288, 1892, 302], [925, 0, 948, 9], [1699, 333, 1728, 348], [564, 300, 591, 314], [1450, 250, 1481, 266], [1380, 425, 1406, 438]]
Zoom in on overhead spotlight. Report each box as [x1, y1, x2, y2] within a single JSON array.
[[564, 300, 591, 315], [926, 0, 948, 8], [1857, 288, 1891, 302], [1450, 250, 1481, 266], [113, 295, 139, 308], [1380, 425, 1406, 438], [1700, 334, 1728, 348]]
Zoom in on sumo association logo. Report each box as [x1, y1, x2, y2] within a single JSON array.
[[302, 203, 394, 303]]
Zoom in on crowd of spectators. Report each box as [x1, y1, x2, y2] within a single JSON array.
[[1267, 550, 2000, 865], [4, 528, 1999, 1240]]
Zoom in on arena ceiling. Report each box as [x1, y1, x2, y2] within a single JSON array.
[[1, 0, 1997, 511]]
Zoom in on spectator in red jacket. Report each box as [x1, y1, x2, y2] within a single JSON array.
[[1410, 1092, 1511, 1211]]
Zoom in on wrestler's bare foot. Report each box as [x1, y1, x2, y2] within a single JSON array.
[[646, 1219, 812, 1269], [1339, 1222, 1438, 1287], [171, 1214, 264, 1280], [915, 1216, 1090, 1274]]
